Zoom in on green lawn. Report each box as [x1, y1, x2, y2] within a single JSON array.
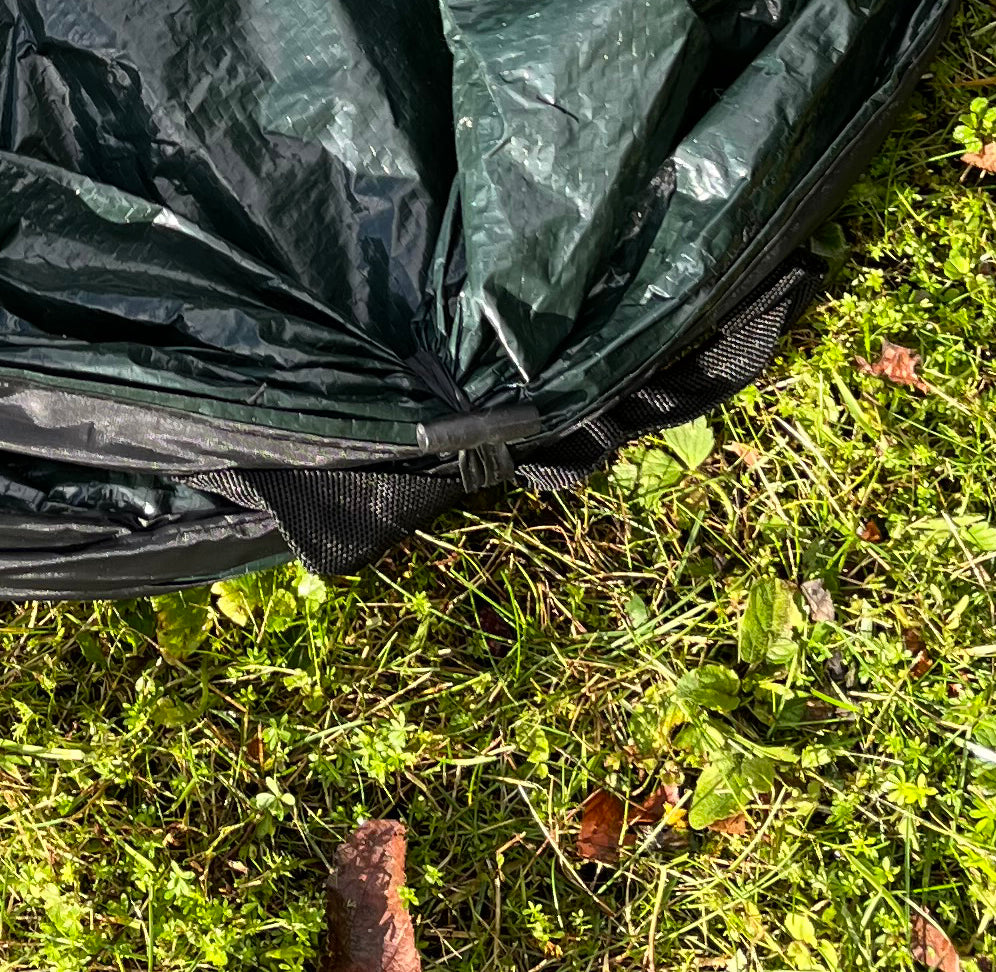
[[2, 6, 995, 971]]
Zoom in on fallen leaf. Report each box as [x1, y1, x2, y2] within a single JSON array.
[[635, 785, 688, 835], [855, 339, 931, 394], [800, 579, 836, 623], [478, 604, 515, 657], [634, 784, 681, 822], [578, 785, 685, 863], [905, 629, 933, 681], [802, 699, 837, 722], [246, 727, 265, 766], [725, 442, 763, 468], [578, 790, 627, 864], [858, 518, 885, 543], [696, 957, 735, 970], [962, 142, 996, 174], [707, 812, 749, 836], [911, 914, 960, 972], [320, 821, 420, 972]]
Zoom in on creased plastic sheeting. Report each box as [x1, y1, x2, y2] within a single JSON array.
[[443, 0, 954, 427], [0, 0, 956, 439], [0, 455, 290, 599], [0, 456, 227, 528], [437, 0, 708, 381], [2, 0, 454, 324], [0, 0, 455, 432], [0, 511, 289, 599], [0, 376, 422, 473]]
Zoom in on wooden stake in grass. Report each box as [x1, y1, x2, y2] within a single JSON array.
[[320, 821, 420, 972]]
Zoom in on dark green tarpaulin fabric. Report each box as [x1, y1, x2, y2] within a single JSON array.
[[0, 0, 960, 597]]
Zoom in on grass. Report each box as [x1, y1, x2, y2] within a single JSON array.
[[2, 6, 996, 970]]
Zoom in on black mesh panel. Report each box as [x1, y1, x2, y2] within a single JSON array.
[[185, 468, 463, 575]]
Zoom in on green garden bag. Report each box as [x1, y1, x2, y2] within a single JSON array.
[[0, 0, 960, 597]]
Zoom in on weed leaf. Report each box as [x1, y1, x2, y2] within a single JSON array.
[[610, 446, 683, 510], [151, 590, 213, 659], [150, 699, 200, 728], [674, 718, 728, 760], [688, 752, 775, 830], [659, 417, 715, 470], [295, 569, 329, 610], [629, 685, 689, 755], [211, 577, 258, 626], [786, 913, 818, 948], [514, 719, 550, 771], [739, 579, 804, 665], [674, 664, 741, 714], [687, 762, 740, 830], [909, 515, 996, 553]]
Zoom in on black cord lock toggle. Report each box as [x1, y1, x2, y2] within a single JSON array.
[[417, 404, 541, 492], [407, 350, 541, 492]]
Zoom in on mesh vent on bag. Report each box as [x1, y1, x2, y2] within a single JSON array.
[[185, 468, 463, 576]]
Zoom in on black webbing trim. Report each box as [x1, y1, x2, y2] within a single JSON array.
[[183, 468, 463, 576], [516, 253, 825, 491]]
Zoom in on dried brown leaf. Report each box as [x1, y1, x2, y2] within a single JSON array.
[[800, 579, 836, 622], [802, 699, 837, 722], [578, 790, 628, 863], [905, 629, 933, 681], [634, 784, 681, 822], [578, 785, 686, 863], [962, 142, 996, 174], [911, 914, 960, 972], [858, 518, 885, 543], [478, 604, 515, 658], [320, 821, 420, 972], [855, 339, 931, 393], [246, 727, 265, 767], [707, 813, 749, 836], [725, 442, 763, 468]]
